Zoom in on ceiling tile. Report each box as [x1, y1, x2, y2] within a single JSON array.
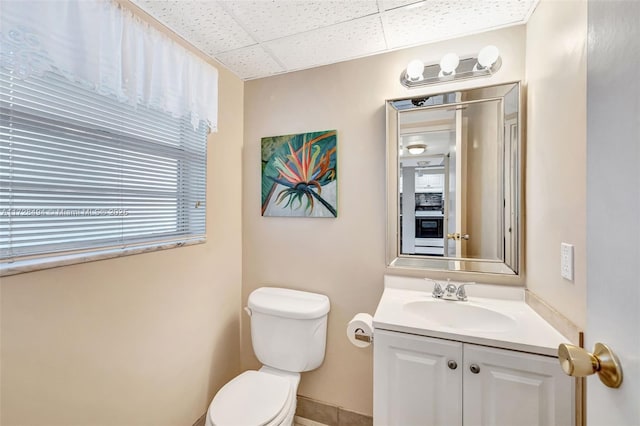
[[380, 0, 425, 11], [132, 0, 256, 54], [216, 45, 285, 80], [382, 0, 535, 49], [220, 0, 380, 42], [265, 14, 387, 72]]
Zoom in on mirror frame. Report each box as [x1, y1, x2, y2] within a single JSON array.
[[385, 81, 523, 275]]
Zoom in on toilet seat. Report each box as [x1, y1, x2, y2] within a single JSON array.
[[208, 370, 294, 426]]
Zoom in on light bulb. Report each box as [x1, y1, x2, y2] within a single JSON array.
[[477, 45, 500, 69], [406, 59, 425, 81], [439, 53, 460, 75]]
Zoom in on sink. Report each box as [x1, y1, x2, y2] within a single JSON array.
[[403, 299, 517, 332]]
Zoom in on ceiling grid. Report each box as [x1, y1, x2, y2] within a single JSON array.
[[131, 0, 538, 80]]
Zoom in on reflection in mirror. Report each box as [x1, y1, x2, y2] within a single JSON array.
[[386, 82, 521, 275]]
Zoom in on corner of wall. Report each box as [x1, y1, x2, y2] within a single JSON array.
[[524, 0, 588, 330]]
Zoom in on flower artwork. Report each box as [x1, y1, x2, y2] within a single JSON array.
[[261, 130, 337, 217]]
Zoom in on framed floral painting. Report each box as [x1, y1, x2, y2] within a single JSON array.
[[261, 130, 337, 217]]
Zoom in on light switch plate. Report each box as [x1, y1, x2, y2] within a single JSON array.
[[561, 243, 574, 281]]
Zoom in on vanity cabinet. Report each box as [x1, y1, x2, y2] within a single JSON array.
[[374, 329, 573, 426], [374, 330, 462, 425]]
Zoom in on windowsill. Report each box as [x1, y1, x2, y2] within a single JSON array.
[[0, 238, 206, 277]]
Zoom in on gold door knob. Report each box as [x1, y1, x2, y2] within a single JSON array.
[[558, 343, 623, 388], [446, 233, 470, 240]]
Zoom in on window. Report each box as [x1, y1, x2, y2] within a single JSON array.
[[0, 68, 207, 268]]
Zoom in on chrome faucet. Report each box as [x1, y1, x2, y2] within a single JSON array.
[[428, 278, 475, 301], [444, 281, 457, 298]]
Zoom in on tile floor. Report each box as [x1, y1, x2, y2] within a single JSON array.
[[294, 416, 328, 426]]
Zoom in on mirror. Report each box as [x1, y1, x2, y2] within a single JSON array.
[[386, 82, 521, 275]]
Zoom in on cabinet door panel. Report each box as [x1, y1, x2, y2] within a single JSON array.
[[374, 329, 462, 426], [463, 344, 573, 426]]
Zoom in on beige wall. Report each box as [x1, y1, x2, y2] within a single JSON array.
[[243, 26, 526, 416], [525, 0, 587, 329], [0, 62, 244, 426]]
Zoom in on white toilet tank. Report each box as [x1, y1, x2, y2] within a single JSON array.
[[247, 287, 330, 372]]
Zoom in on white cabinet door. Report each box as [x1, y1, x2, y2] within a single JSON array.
[[462, 344, 573, 426], [415, 173, 428, 191], [374, 329, 463, 426], [427, 174, 444, 190]]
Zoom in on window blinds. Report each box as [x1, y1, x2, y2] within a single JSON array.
[[0, 69, 207, 262]]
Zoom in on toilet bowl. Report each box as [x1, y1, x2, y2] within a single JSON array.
[[205, 367, 300, 426], [205, 287, 330, 426]]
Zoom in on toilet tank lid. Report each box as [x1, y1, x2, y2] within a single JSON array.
[[248, 287, 330, 319]]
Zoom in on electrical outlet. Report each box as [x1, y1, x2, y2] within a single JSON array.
[[561, 243, 574, 281]]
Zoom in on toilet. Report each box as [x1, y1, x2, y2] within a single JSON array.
[[205, 287, 330, 426]]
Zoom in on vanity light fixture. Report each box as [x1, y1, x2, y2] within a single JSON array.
[[400, 45, 502, 88], [406, 143, 427, 155]]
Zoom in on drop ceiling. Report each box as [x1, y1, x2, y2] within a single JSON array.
[[131, 0, 538, 81]]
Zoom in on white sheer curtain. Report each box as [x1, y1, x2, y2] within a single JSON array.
[[0, 0, 218, 130]]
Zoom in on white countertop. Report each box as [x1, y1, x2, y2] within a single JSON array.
[[373, 276, 570, 357]]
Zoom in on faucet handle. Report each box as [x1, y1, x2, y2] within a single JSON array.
[[456, 282, 475, 301], [425, 278, 444, 298]]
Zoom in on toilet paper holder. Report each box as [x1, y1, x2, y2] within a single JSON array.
[[354, 327, 373, 343]]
